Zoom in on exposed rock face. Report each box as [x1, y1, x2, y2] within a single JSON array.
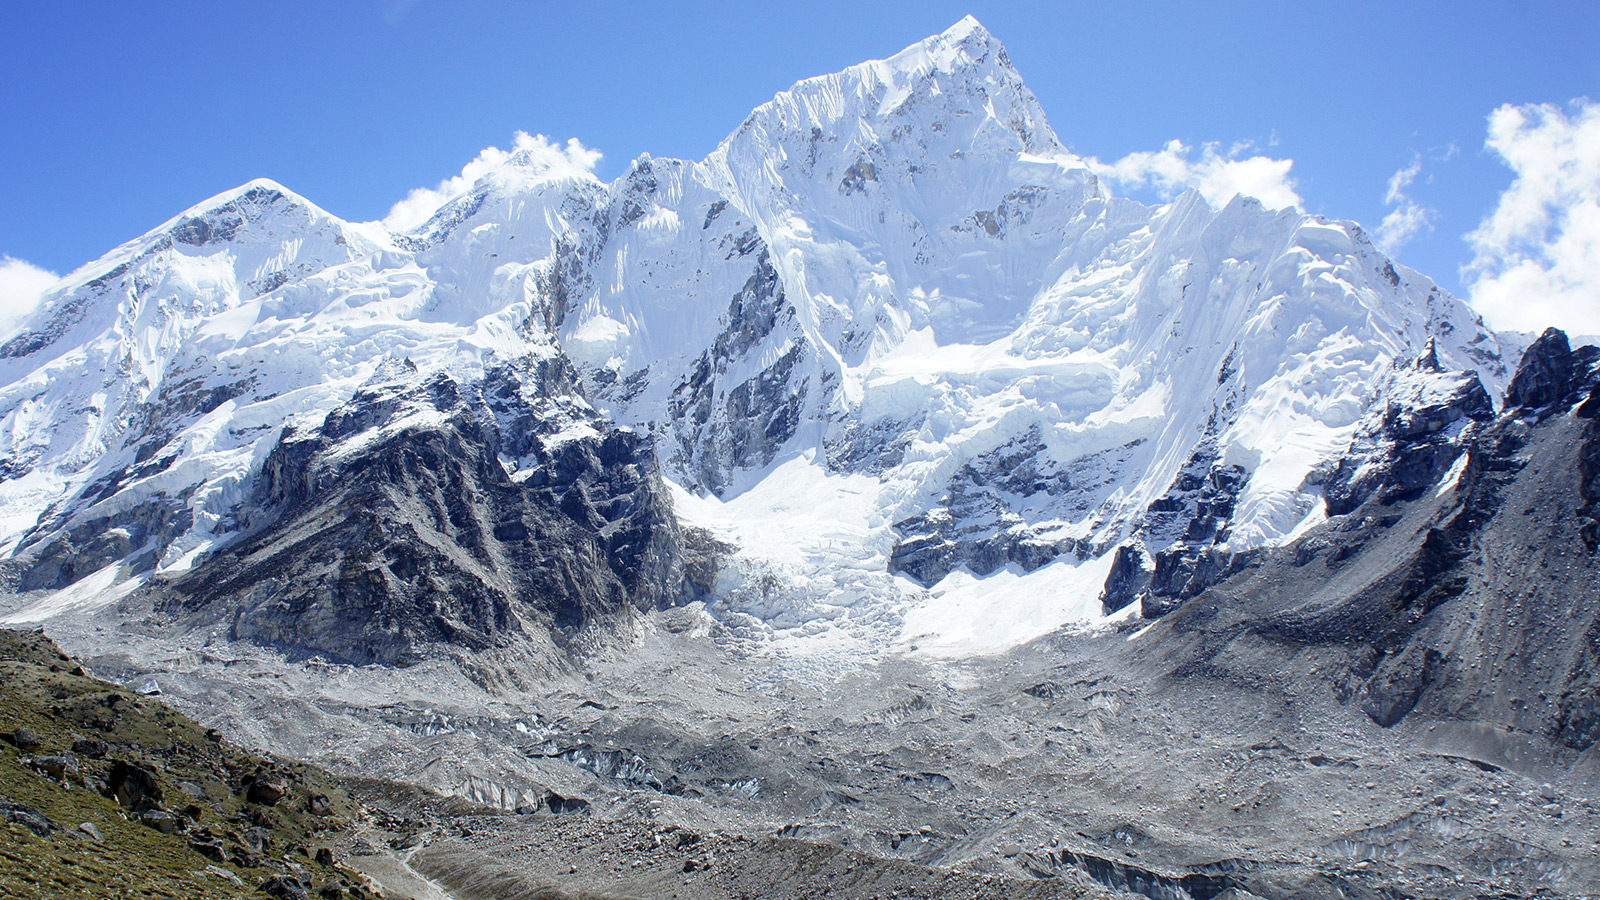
[[1105, 344, 1499, 621], [1323, 345, 1496, 517], [158, 369, 719, 666], [1137, 445, 1252, 619], [1098, 544, 1149, 615], [889, 427, 1094, 585], [662, 250, 810, 495], [1553, 376, 1600, 749], [1503, 327, 1600, 413], [1091, 440, 1251, 619], [14, 496, 197, 593], [1130, 330, 1600, 745], [10, 368, 259, 591]]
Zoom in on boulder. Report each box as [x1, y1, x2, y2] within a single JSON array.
[[25, 753, 79, 780], [106, 760, 165, 810], [261, 875, 313, 900], [0, 795, 52, 836], [188, 838, 227, 862], [140, 809, 181, 834], [6, 726, 42, 751], [247, 779, 287, 806]]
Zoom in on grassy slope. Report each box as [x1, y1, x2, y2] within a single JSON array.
[[0, 628, 380, 899]]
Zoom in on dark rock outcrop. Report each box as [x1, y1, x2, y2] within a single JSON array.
[[1323, 348, 1494, 517], [247, 778, 287, 806], [0, 794, 54, 837], [1141, 543, 1254, 620], [1099, 544, 1150, 615], [889, 428, 1132, 586], [160, 370, 719, 666], [664, 249, 810, 495], [4, 726, 41, 751], [106, 760, 166, 811], [24, 753, 79, 780], [1504, 327, 1600, 413], [1095, 442, 1251, 620]]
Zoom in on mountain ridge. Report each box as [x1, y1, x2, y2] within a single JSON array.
[[0, 17, 1513, 662]]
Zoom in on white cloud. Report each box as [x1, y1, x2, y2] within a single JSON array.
[[1374, 154, 1436, 255], [0, 256, 59, 340], [382, 133, 603, 232], [384, 0, 422, 25], [1464, 99, 1600, 335], [1087, 139, 1302, 211]]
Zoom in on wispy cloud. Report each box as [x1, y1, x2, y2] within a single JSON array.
[[1464, 99, 1600, 335], [384, 0, 423, 26], [1374, 154, 1436, 255], [1087, 139, 1302, 211], [0, 256, 59, 341], [382, 133, 603, 232]]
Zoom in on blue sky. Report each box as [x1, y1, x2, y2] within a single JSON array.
[[2, 1, 1598, 332]]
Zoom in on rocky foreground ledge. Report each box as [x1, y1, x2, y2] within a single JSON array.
[[0, 627, 382, 899]]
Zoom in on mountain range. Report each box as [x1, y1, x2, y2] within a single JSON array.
[[1, 17, 1595, 900]]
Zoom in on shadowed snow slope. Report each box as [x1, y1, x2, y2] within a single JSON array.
[[0, 17, 1511, 658]]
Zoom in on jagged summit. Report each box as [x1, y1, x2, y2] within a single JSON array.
[[714, 15, 1063, 171], [92, 177, 347, 273], [0, 178, 338, 353], [938, 13, 996, 43], [866, 14, 1028, 101], [168, 177, 319, 219]]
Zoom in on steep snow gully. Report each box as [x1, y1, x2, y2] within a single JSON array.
[[1, 17, 1596, 900]]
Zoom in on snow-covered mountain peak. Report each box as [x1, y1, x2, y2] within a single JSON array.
[[874, 14, 1032, 106], [933, 13, 998, 48], [675, 19, 1100, 395], [0, 175, 373, 387], [26, 177, 347, 299], [171, 177, 313, 218], [147, 177, 372, 261], [711, 15, 1064, 170], [390, 140, 610, 261]]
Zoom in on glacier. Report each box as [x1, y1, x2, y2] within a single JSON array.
[[0, 16, 1512, 656]]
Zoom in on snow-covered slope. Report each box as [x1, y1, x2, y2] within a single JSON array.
[[0, 18, 1511, 657]]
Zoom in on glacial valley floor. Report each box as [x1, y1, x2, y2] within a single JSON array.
[[11, 599, 1599, 900]]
